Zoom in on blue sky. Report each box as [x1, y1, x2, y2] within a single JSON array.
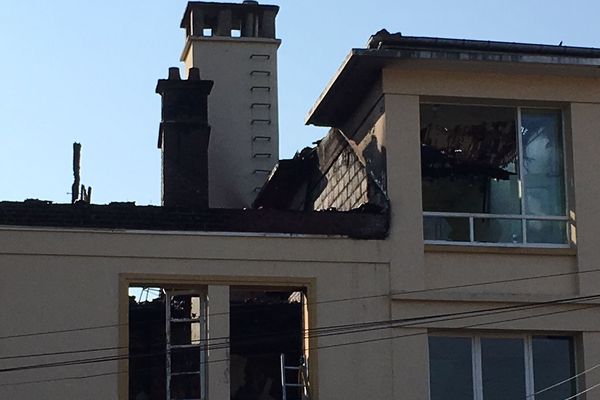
[[1, 0, 598, 205]]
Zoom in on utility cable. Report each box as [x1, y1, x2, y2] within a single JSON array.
[[1, 294, 596, 376], [0, 300, 595, 388], [2, 292, 599, 363], [561, 381, 600, 400], [2, 266, 599, 342], [527, 362, 600, 398]]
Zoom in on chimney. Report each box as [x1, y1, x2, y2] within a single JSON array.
[[156, 67, 214, 208], [180, 1, 281, 208]]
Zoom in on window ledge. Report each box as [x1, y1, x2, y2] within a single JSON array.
[[425, 243, 576, 256]]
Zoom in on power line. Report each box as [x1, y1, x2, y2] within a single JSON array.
[[3, 292, 599, 363], [528, 362, 600, 398], [3, 266, 600, 342], [318, 304, 597, 352], [1, 293, 597, 377], [0, 300, 595, 389], [0, 369, 126, 388], [0, 346, 129, 361], [561, 381, 600, 400]]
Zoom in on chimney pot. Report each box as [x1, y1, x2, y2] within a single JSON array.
[[188, 67, 201, 81], [168, 67, 181, 80]]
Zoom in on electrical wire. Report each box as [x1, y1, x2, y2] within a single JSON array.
[[2, 292, 599, 363], [1, 294, 596, 377], [0, 301, 595, 389], [2, 266, 599, 342], [527, 362, 600, 398], [561, 381, 600, 400]]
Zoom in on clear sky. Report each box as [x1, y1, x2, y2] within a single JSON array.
[[1, 0, 599, 205]]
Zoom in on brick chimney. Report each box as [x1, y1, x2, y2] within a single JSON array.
[[156, 67, 214, 208]]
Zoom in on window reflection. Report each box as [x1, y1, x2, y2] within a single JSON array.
[[428, 335, 575, 400], [481, 338, 526, 400], [420, 104, 567, 245], [429, 336, 473, 400], [533, 336, 576, 400], [521, 109, 566, 217], [421, 104, 519, 215]]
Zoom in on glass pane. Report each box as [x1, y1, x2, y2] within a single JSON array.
[[521, 109, 565, 216], [170, 294, 203, 320], [421, 104, 520, 214], [481, 338, 526, 400], [171, 321, 203, 346], [423, 216, 470, 241], [474, 218, 523, 243], [526, 220, 567, 244], [429, 336, 473, 400], [170, 374, 201, 399], [171, 347, 202, 374], [533, 336, 575, 400]]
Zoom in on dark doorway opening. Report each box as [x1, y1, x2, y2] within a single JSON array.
[[230, 288, 305, 400]]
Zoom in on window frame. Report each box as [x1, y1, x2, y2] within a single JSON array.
[[421, 102, 570, 248], [128, 286, 209, 400], [428, 332, 577, 400], [124, 278, 314, 400]]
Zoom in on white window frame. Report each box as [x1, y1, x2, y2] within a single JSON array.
[[428, 333, 577, 400], [421, 104, 570, 248]]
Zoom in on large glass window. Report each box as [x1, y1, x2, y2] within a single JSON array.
[[429, 336, 473, 400], [429, 335, 576, 400], [421, 104, 568, 246]]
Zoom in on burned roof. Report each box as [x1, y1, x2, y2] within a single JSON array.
[[306, 30, 600, 127], [0, 200, 387, 240]]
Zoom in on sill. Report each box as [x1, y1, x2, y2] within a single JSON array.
[[424, 243, 577, 256]]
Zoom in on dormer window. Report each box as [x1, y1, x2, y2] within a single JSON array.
[[421, 103, 568, 246]]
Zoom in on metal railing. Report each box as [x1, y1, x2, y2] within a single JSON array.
[[423, 211, 570, 248]]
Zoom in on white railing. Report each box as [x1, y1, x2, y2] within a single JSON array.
[[423, 211, 570, 248]]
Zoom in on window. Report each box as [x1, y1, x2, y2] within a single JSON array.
[[128, 285, 307, 400], [429, 335, 576, 400], [129, 288, 208, 400], [421, 104, 568, 246]]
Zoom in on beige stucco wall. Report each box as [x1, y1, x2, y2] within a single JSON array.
[[2, 62, 600, 400], [380, 63, 600, 399], [0, 228, 392, 400]]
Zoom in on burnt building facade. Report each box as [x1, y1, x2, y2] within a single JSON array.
[[2, 2, 600, 400]]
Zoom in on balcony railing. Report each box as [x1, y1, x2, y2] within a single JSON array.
[[423, 211, 569, 248]]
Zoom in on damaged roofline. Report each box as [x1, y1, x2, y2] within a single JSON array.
[[0, 202, 388, 240], [306, 33, 600, 127]]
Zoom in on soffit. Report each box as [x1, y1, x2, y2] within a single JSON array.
[[307, 46, 600, 128]]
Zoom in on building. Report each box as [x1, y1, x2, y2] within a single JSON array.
[[2, 2, 600, 400]]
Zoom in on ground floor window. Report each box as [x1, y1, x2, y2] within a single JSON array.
[[128, 286, 307, 400], [429, 334, 575, 400]]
